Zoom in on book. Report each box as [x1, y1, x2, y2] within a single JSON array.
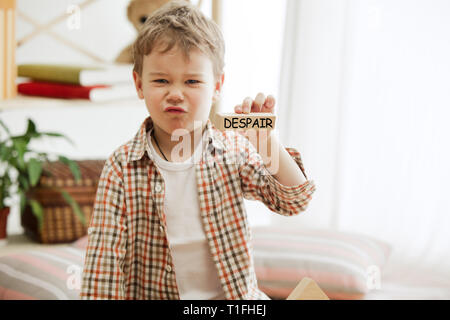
[[18, 81, 137, 102], [17, 63, 134, 86]]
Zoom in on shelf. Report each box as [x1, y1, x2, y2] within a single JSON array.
[[0, 94, 145, 111]]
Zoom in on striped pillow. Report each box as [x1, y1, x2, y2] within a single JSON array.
[[252, 226, 391, 300], [72, 235, 88, 250], [0, 246, 84, 300]]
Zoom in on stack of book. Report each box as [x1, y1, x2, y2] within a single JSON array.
[[17, 63, 137, 102]]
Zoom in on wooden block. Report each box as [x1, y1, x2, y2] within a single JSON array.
[[214, 112, 276, 131], [286, 277, 330, 300]]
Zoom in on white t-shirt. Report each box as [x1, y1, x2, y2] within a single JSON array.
[[145, 128, 225, 300]]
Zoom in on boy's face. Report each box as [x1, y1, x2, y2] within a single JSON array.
[[133, 44, 224, 135]]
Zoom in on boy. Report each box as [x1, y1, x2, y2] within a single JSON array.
[[80, 0, 315, 300]]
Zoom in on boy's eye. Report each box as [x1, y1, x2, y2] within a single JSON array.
[[153, 79, 168, 84], [152, 79, 200, 85]]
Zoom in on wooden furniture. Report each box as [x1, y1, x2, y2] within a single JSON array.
[[0, 0, 17, 100], [23, 160, 104, 244], [287, 277, 330, 300]]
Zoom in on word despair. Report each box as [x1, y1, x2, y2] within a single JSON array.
[[224, 117, 273, 129], [215, 112, 276, 131]]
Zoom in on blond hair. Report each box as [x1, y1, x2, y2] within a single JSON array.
[[132, 0, 225, 80]]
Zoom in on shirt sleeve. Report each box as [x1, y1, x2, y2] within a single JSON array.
[[80, 155, 128, 300], [237, 134, 316, 216]]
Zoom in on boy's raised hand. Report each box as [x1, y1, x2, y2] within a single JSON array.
[[234, 93, 275, 115], [234, 93, 276, 150]]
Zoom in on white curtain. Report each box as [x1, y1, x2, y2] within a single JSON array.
[[275, 0, 450, 279]]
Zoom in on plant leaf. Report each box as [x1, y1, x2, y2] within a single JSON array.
[[0, 118, 11, 136], [28, 158, 43, 187], [43, 132, 75, 146], [25, 119, 38, 138], [29, 199, 44, 231], [59, 189, 86, 226], [11, 137, 28, 170], [58, 156, 81, 182], [0, 144, 12, 162], [18, 174, 30, 191], [18, 190, 26, 215], [12, 136, 27, 155]]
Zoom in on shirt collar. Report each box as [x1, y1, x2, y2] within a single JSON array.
[[127, 116, 225, 163]]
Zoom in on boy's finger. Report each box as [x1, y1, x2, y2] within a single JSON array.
[[262, 95, 276, 112], [252, 92, 266, 113], [235, 104, 243, 113], [242, 97, 253, 113]]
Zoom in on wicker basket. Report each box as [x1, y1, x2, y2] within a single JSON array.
[[22, 160, 105, 244]]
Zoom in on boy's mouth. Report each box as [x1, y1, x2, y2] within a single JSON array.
[[165, 106, 187, 114]]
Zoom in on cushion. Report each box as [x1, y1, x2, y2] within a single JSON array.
[[0, 244, 85, 300], [252, 226, 392, 300], [71, 235, 88, 250]]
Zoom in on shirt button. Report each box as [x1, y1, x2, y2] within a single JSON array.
[[166, 265, 172, 273], [155, 183, 162, 193], [87, 227, 93, 235], [159, 225, 164, 233]]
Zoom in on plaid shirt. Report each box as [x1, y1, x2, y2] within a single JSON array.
[[80, 116, 316, 300]]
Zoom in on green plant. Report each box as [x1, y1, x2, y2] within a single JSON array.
[[0, 118, 85, 229]]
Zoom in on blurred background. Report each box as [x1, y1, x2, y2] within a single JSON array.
[[2, 0, 287, 235], [1, 0, 450, 299]]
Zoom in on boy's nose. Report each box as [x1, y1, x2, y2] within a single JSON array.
[[166, 88, 184, 103]]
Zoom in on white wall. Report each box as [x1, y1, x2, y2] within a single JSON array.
[[15, 0, 213, 65], [16, 0, 135, 64]]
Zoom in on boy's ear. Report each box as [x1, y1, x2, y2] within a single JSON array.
[[133, 71, 145, 99], [213, 73, 225, 102]]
